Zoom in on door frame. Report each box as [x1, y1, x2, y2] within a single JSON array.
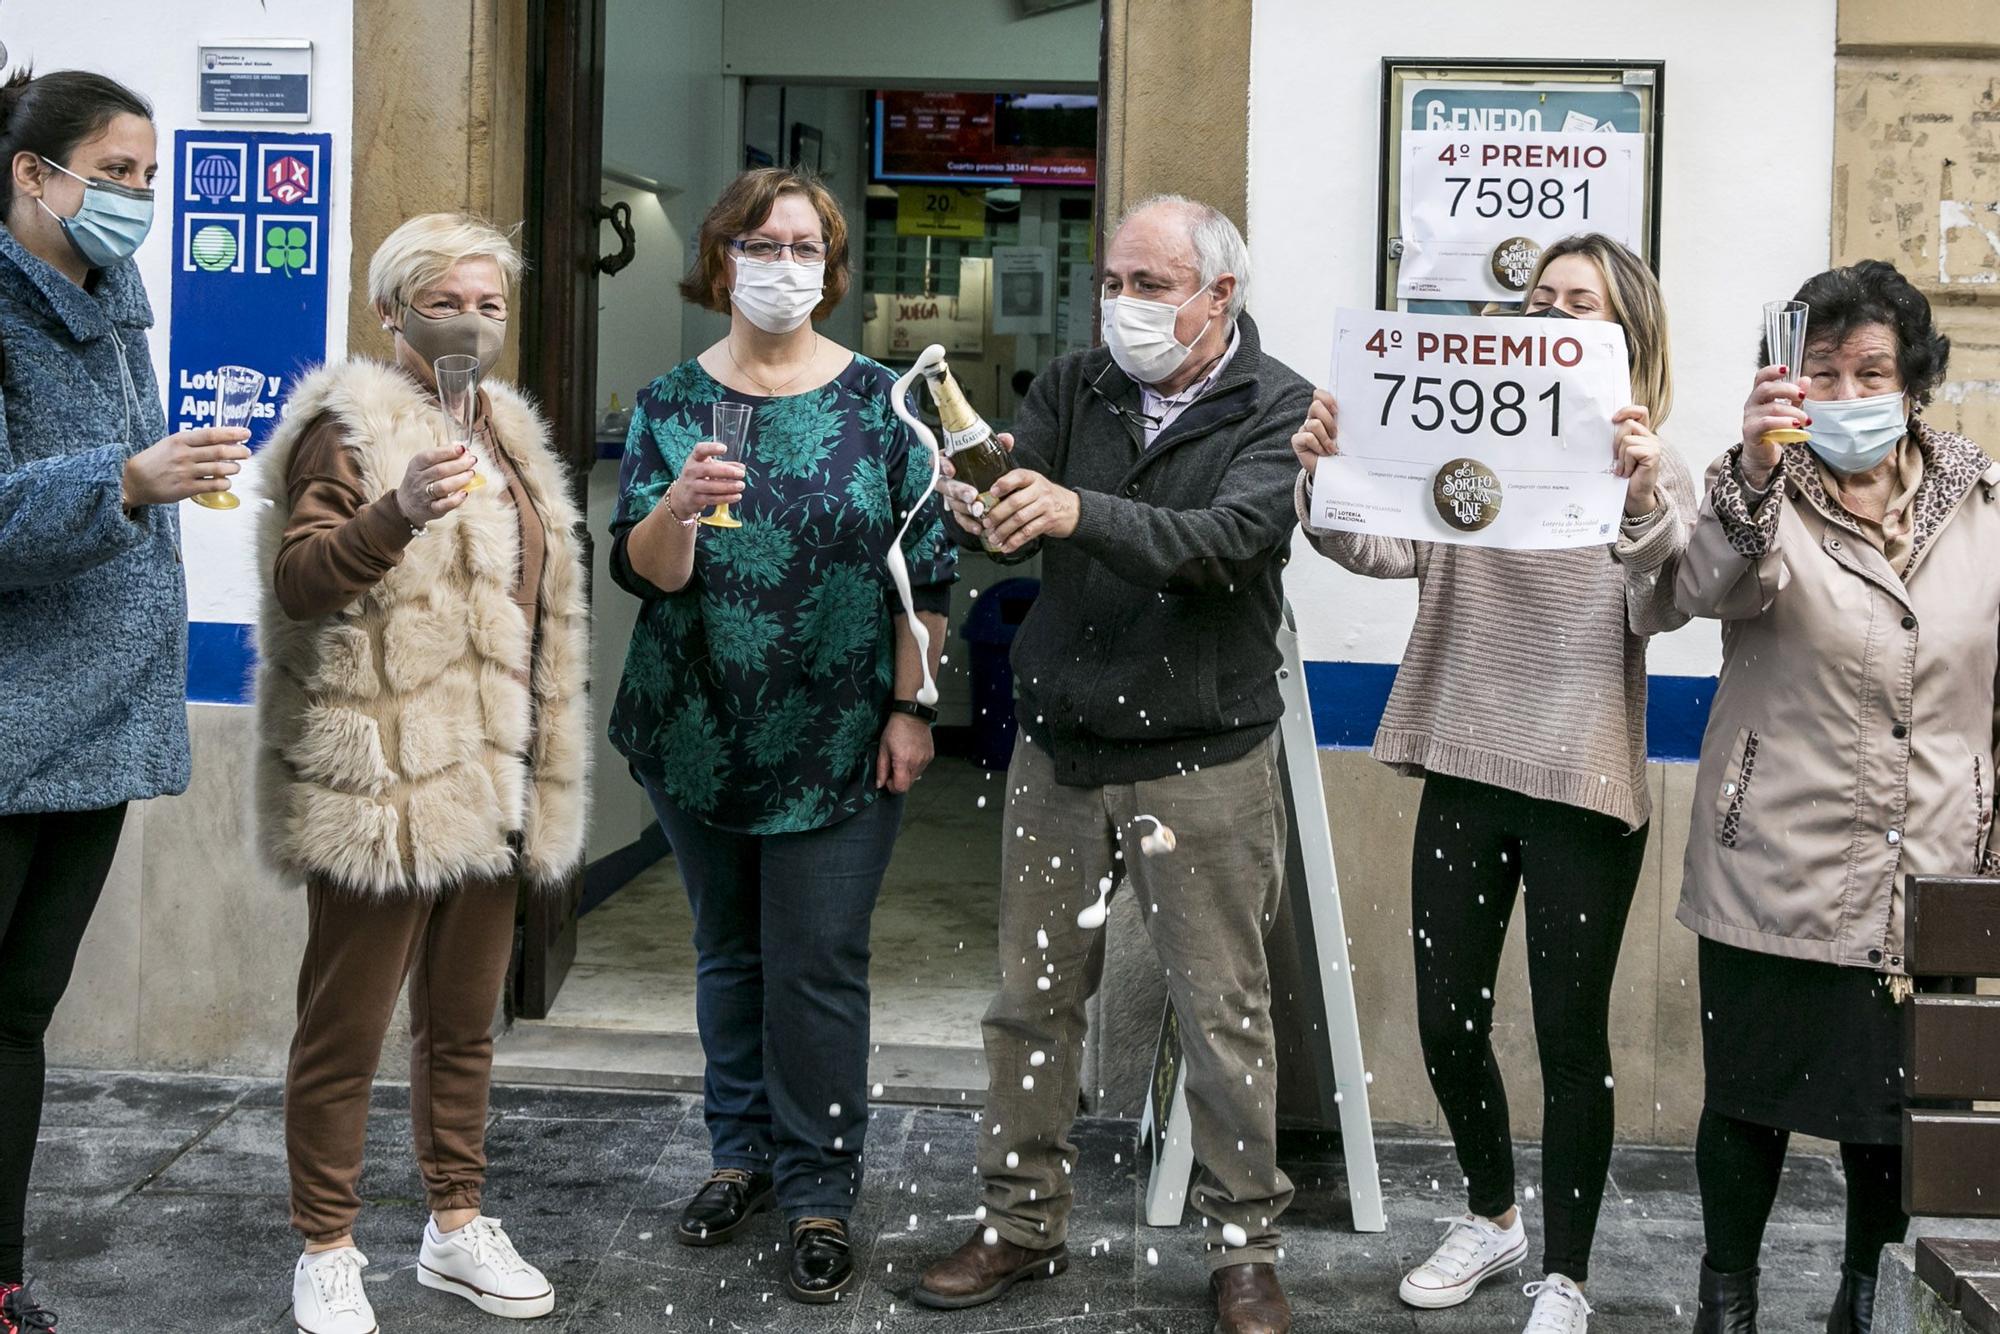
[[512, 0, 607, 1020]]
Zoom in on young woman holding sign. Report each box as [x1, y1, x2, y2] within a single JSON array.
[[1291, 234, 1692, 1334]]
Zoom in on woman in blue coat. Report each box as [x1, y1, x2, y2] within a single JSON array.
[[0, 67, 248, 1328]]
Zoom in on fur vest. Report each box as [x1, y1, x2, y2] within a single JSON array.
[[252, 359, 590, 897]]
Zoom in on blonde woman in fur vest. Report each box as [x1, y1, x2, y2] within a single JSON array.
[[253, 213, 589, 1334]]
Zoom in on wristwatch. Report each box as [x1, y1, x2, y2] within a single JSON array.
[[889, 699, 939, 725]]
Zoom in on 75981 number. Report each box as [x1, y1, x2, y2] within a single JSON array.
[[1443, 176, 1590, 220], [1374, 374, 1561, 437]]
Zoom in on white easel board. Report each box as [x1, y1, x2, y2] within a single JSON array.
[[1140, 603, 1386, 1233]]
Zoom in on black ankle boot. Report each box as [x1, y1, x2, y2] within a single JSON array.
[[1694, 1256, 1759, 1333], [1825, 1263, 1877, 1334]]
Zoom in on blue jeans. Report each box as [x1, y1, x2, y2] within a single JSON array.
[[643, 781, 903, 1221]]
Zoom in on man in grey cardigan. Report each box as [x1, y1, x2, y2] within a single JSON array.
[[912, 196, 1312, 1334]]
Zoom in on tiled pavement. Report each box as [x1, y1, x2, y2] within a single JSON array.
[[27, 1069, 1878, 1331]]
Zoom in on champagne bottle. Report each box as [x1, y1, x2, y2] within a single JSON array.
[[923, 359, 1012, 550]]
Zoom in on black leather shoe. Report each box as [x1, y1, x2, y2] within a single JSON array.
[[787, 1217, 853, 1304], [1826, 1263, 1876, 1334], [675, 1168, 774, 1247], [1693, 1256, 1759, 1334]]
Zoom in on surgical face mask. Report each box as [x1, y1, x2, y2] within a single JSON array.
[[1522, 304, 1577, 319], [1103, 288, 1214, 385], [400, 307, 508, 370], [731, 257, 825, 334], [37, 157, 154, 268], [1806, 390, 1908, 475]]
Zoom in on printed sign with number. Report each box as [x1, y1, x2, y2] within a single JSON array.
[[1311, 308, 1632, 549], [1397, 131, 1645, 304], [896, 185, 986, 239]]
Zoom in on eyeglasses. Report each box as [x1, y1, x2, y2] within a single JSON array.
[[731, 238, 827, 263], [1086, 363, 1162, 434]]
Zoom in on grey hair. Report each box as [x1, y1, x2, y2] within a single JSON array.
[[1118, 193, 1250, 318]]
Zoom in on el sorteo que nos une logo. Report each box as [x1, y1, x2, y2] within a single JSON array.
[[1489, 236, 1543, 292], [1433, 457, 1503, 532]]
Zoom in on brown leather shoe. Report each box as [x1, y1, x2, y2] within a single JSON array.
[[1213, 1262, 1292, 1334], [911, 1225, 1068, 1310]]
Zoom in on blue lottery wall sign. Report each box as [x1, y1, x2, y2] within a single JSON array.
[[170, 129, 333, 704]]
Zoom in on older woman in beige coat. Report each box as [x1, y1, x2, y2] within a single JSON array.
[[1674, 260, 2000, 1334], [254, 213, 589, 1334]]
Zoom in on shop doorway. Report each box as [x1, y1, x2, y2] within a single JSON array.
[[503, 0, 1105, 1099]]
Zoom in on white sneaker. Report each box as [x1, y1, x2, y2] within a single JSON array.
[[417, 1215, 555, 1319], [1523, 1273, 1593, 1332], [1397, 1212, 1528, 1309], [293, 1246, 378, 1334]]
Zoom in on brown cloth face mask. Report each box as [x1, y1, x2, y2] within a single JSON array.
[[399, 307, 507, 370]]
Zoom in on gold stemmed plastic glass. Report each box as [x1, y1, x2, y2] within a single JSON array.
[[433, 354, 485, 490], [1763, 300, 1811, 447], [701, 401, 751, 529], [193, 364, 266, 510]]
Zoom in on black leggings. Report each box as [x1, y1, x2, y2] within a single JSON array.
[[1412, 774, 1649, 1283], [0, 805, 126, 1283], [1697, 1108, 1907, 1277]]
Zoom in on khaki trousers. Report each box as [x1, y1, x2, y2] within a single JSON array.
[[977, 733, 1295, 1269], [284, 875, 517, 1242]]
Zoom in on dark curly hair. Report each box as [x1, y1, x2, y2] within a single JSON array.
[[1775, 260, 1951, 406]]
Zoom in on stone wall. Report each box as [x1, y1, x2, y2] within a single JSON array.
[[347, 0, 528, 371], [1834, 0, 2000, 444]]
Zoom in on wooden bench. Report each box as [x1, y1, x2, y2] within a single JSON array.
[[1904, 875, 2000, 1321]]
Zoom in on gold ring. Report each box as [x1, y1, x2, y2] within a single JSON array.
[[427, 482, 437, 499]]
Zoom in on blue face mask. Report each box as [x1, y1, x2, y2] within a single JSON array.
[[1806, 390, 1908, 475], [37, 157, 155, 268]]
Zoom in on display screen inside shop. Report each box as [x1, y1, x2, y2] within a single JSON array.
[[871, 90, 1097, 187]]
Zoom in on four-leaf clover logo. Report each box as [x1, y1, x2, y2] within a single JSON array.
[[264, 224, 308, 276]]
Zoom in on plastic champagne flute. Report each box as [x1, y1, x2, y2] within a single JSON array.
[[1762, 300, 1810, 447], [433, 354, 485, 490], [701, 401, 751, 529], [193, 364, 267, 510]]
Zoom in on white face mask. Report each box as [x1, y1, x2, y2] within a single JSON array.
[[1103, 287, 1214, 384], [731, 257, 825, 334], [1806, 390, 1909, 475]]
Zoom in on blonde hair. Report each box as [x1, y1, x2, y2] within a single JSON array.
[[1525, 234, 1674, 431], [368, 212, 524, 314]]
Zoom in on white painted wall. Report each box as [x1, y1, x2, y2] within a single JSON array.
[[1249, 0, 1838, 679], [721, 0, 1099, 86]]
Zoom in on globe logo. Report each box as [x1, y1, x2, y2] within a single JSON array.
[[191, 225, 239, 273], [192, 153, 240, 204]]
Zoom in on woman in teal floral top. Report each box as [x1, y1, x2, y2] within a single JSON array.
[[608, 169, 953, 1304]]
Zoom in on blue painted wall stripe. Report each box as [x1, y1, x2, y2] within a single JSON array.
[[187, 621, 256, 706], [186, 623, 1716, 760], [1301, 659, 1714, 765]]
